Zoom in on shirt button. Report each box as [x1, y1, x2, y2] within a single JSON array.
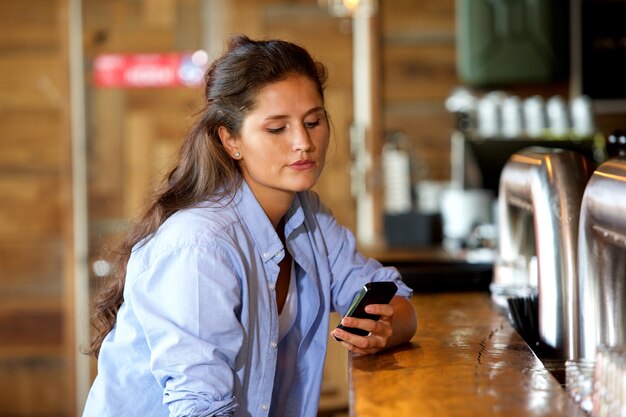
[[270, 340, 278, 349], [268, 282, 275, 290], [261, 404, 268, 411], [263, 252, 269, 259]]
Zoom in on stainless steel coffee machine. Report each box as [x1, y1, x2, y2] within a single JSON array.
[[492, 147, 594, 360], [578, 158, 626, 360]]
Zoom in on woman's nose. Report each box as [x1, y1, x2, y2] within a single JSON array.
[[292, 125, 313, 152]]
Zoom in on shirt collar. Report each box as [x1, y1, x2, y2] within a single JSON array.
[[234, 180, 304, 264], [285, 193, 305, 239]]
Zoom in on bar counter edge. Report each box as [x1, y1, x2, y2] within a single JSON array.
[[347, 292, 587, 417]]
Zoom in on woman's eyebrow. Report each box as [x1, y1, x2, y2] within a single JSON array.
[[263, 106, 325, 121]]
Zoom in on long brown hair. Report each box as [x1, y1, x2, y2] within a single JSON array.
[[86, 34, 328, 357]]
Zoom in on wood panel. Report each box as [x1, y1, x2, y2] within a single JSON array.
[[86, 28, 177, 54], [0, 110, 62, 171], [0, 53, 64, 109], [223, 0, 268, 40], [260, 4, 354, 88], [86, 89, 200, 223], [83, 0, 204, 239], [0, 0, 58, 50], [123, 111, 157, 218], [380, 0, 459, 188], [380, 0, 455, 36], [0, 357, 69, 416], [0, 176, 62, 238], [382, 42, 458, 103], [384, 105, 456, 181], [0, 0, 73, 416], [83, 0, 202, 53], [0, 240, 64, 297], [0, 300, 64, 354], [87, 89, 126, 218]]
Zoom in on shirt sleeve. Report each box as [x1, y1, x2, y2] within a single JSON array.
[[304, 192, 413, 315], [127, 241, 242, 417]]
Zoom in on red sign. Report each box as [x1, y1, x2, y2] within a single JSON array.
[[92, 51, 209, 88]]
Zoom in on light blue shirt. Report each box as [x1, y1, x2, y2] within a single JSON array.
[[82, 180, 412, 417]]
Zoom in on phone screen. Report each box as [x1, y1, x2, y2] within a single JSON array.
[[334, 281, 398, 340]]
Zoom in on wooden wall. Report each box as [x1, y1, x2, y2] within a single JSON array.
[[380, 0, 457, 182], [0, 0, 74, 415]]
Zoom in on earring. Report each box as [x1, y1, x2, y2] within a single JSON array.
[[234, 151, 241, 159]]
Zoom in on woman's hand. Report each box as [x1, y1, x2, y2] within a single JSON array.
[[330, 296, 417, 356], [331, 303, 395, 355]]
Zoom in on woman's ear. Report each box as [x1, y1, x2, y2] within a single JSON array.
[[218, 126, 241, 159]]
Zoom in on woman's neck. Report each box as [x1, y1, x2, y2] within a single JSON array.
[[246, 184, 295, 229]]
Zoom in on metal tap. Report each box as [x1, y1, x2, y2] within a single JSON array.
[[578, 158, 626, 360], [493, 147, 593, 359]]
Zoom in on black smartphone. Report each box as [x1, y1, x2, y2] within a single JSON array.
[[334, 281, 398, 341]]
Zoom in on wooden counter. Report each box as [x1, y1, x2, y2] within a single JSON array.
[[348, 292, 587, 417]]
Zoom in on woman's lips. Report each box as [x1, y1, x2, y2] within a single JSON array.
[[289, 159, 316, 170]]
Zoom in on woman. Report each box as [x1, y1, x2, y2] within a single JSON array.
[[82, 34, 417, 417]]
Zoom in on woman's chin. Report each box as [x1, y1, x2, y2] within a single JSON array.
[[288, 175, 321, 192]]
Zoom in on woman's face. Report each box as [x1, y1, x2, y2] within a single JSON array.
[[230, 74, 329, 203]]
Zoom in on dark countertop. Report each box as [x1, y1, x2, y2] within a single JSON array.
[[362, 245, 494, 292]]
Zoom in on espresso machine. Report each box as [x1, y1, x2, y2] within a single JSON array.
[[492, 147, 594, 360], [578, 158, 626, 360]]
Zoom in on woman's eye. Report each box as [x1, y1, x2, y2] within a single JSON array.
[[305, 119, 321, 129], [266, 126, 286, 134]]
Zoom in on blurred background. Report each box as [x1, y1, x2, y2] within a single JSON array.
[[1, 0, 625, 415]]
